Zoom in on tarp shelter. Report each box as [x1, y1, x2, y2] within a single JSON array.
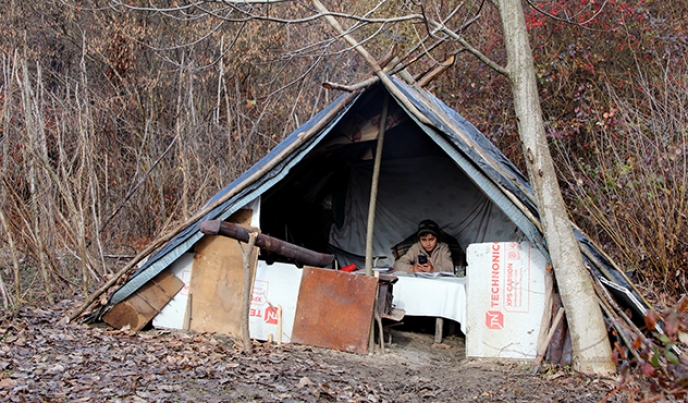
[[100, 77, 648, 341]]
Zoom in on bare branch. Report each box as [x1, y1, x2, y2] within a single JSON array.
[[417, 54, 455, 87], [109, 0, 424, 26], [525, 0, 610, 28], [311, 0, 433, 126], [385, 3, 475, 77], [322, 77, 376, 92], [431, 20, 508, 76]]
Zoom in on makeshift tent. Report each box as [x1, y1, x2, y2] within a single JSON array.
[[99, 77, 649, 337]]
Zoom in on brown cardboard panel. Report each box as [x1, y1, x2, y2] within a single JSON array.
[[291, 267, 378, 354], [189, 209, 258, 336], [190, 235, 244, 336], [103, 269, 183, 331]]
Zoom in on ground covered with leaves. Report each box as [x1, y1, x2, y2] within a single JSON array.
[[1, 299, 651, 403]]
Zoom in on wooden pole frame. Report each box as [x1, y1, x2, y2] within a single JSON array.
[[241, 232, 258, 354], [364, 94, 390, 277]]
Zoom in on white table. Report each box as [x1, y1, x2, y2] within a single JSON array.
[[391, 273, 467, 338]]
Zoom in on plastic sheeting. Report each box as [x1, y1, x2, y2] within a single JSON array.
[[329, 156, 524, 269]]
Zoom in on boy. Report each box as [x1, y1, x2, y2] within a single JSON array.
[[393, 219, 453, 273]]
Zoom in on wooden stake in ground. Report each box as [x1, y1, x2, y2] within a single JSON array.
[[241, 232, 258, 354], [531, 307, 565, 374], [276, 305, 283, 345]]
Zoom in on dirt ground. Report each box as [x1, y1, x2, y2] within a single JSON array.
[[1, 299, 644, 403]]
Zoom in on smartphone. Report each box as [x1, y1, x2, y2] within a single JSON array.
[[418, 255, 428, 264]]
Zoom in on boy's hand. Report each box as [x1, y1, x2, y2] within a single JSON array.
[[415, 262, 433, 272]]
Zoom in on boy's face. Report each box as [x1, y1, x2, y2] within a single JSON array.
[[419, 233, 438, 253]]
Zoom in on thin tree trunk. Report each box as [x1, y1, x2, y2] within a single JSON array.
[[364, 94, 389, 276], [224, 74, 235, 179], [1, 51, 19, 312], [241, 232, 258, 354], [216, 36, 224, 126], [77, 37, 95, 294], [0, 270, 10, 310], [175, 57, 190, 219], [19, 57, 53, 304], [0, 209, 19, 313], [491, 0, 614, 375]]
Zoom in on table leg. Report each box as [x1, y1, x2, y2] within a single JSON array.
[[435, 317, 443, 344]]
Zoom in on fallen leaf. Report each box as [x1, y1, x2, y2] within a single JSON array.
[[46, 364, 65, 375], [0, 378, 17, 389], [297, 377, 312, 389]]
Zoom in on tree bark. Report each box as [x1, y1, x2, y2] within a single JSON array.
[[491, 0, 614, 375]]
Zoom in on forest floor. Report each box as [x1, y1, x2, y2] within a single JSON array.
[[1, 298, 648, 403]]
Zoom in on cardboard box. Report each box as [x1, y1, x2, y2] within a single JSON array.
[[466, 242, 550, 360]]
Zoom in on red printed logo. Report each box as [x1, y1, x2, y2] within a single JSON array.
[[264, 306, 279, 325], [180, 269, 192, 296], [485, 310, 504, 329], [252, 281, 269, 306]]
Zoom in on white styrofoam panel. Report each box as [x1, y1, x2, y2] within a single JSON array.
[[465, 242, 549, 360], [153, 253, 194, 330], [248, 261, 303, 343]]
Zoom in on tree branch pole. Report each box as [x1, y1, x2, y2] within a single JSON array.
[[311, 0, 432, 127], [241, 232, 258, 354], [364, 94, 389, 277], [532, 307, 565, 372]]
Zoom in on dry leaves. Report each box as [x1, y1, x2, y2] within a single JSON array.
[[0, 298, 640, 402]]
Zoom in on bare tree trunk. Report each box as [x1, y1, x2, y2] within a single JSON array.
[[216, 36, 224, 126], [0, 209, 19, 313], [76, 38, 96, 295], [224, 75, 235, 179], [241, 232, 258, 354], [175, 57, 190, 219], [89, 163, 106, 275], [1, 51, 20, 312], [491, 0, 614, 375], [0, 269, 10, 310], [19, 57, 53, 304]]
